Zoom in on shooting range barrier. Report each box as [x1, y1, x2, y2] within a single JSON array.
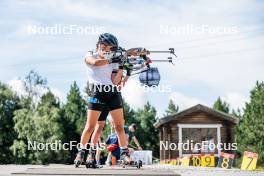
[[159, 151, 258, 171]]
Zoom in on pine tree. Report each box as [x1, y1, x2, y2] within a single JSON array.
[[164, 99, 179, 116], [135, 102, 159, 157], [232, 108, 242, 119], [0, 82, 20, 164], [213, 96, 230, 113], [33, 91, 65, 164], [62, 81, 87, 163], [236, 81, 264, 163]]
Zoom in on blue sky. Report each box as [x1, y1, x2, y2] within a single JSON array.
[[0, 0, 264, 117]]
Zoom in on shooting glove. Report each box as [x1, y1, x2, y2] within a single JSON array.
[[108, 56, 121, 64], [118, 64, 123, 69]]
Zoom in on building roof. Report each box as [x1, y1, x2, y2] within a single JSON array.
[[154, 104, 239, 128]]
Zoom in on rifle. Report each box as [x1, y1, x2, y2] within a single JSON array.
[[110, 47, 177, 86]]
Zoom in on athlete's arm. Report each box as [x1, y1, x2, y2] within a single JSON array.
[[122, 76, 129, 87], [132, 136, 142, 150], [121, 69, 130, 87], [111, 69, 123, 85], [85, 55, 109, 66]]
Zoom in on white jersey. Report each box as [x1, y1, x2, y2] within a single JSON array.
[[85, 52, 118, 85]]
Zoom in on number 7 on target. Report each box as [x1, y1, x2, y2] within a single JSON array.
[[241, 151, 258, 170]]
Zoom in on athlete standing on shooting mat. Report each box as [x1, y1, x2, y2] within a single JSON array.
[[74, 33, 131, 168], [89, 70, 131, 166]]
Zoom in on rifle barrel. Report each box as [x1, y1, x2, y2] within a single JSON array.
[[151, 59, 172, 62], [149, 51, 172, 53]]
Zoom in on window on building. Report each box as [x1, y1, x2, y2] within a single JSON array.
[[182, 128, 218, 154]]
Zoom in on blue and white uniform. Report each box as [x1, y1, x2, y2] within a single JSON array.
[[85, 52, 123, 112]]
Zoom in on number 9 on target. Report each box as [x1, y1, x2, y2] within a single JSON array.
[[201, 154, 215, 167]]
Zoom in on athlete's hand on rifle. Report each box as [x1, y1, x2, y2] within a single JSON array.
[[108, 56, 122, 64]]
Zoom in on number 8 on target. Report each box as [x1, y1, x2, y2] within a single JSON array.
[[217, 152, 235, 169]]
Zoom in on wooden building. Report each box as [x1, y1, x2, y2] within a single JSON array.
[[154, 104, 239, 160]]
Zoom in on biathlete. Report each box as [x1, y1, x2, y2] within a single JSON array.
[[74, 33, 130, 168], [89, 69, 144, 165]]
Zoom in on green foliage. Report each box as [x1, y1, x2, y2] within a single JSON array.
[[213, 96, 230, 113], [0, 82, 20, 163], [2, 70, 165, 164], [164, 99, 179, 116], [63, 82, 87, 134], [134, 102, 159, 157], [10, 71, 67, 164], [13, 91, 66, 164], [236, 81, 264, 164], [232, 108, 242, 119], [4, 70, 263, 165], [62, 81, 87, 163]]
